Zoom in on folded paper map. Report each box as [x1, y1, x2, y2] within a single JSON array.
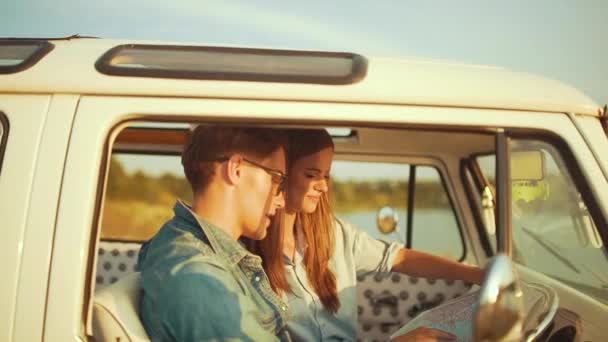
[[390, 282, 556, 342], [390, 289, 479, 342]]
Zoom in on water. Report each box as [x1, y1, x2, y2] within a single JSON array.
[[336, 208, 463, 260]]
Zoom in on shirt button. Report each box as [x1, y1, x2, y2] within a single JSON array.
[[254, 276, 260, 282], [281, 305, 287, 311]]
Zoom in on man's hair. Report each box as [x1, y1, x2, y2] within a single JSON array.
[[182, 125, 286, 193]]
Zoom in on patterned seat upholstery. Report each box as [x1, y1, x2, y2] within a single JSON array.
[[356, 273, 472, 342], [96, 241, 142, 290], [95, 241, 472, 341]]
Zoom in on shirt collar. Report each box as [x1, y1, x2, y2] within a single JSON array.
[[174, 200, 249, 265]]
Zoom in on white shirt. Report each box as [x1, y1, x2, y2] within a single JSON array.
[[284, 219, 402, 341]]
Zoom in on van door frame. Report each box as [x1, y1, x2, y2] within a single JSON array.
[[44, 96, 608, 340]]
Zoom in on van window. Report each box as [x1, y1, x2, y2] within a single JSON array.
[[0, 40, 53, 73], [96, 44, 366, 84], [101, 154, 464, 260], [0, 112, 8, 174], [332, 161, 464, 260], [101, 153, 191, 242], [476, 139, 608, 304]]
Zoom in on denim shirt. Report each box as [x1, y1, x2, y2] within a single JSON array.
[[138, 200, 291, 341]]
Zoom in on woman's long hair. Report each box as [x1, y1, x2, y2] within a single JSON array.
[[250, 129, 340, 313]]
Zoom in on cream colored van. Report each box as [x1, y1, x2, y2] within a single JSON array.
[[1, 37, 607, 341]]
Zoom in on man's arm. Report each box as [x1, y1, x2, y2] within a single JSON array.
[[391, 248, 484, 285]]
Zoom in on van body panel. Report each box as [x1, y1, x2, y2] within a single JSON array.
[[12, 95, 79, 342], [0, 39, 599, 116], [0, 95, 51, 341]]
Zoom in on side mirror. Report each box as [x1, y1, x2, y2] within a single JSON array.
[[474, 254, 524, 342], [376, 206, 398, 234]]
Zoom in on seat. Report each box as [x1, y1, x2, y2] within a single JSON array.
[[92, 272, 151, 342], [357, 273, 472, 341], [96, 241, 142, 290]]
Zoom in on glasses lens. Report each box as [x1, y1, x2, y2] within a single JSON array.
[[276, 177, 287, 195], [242, 158, 286, 194]]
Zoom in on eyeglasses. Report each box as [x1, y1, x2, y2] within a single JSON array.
[[216, 156, 287, 195]]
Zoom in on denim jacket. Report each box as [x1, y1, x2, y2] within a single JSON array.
[[138, 200, 291, 341]]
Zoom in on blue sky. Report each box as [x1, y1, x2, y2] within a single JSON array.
[[2, 1, 606, 179], [3, 1, 606, 102]]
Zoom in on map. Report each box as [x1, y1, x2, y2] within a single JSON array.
[[390, 290, 479, 342]]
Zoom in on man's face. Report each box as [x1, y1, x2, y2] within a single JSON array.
[[238, 146, 287, 240]]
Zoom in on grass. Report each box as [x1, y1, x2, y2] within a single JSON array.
[[101, 199, 175, 242]]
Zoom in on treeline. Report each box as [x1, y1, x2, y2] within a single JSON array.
[[331, 180, 449, 212], [106, 157, 193, 206], [105, 157, 449, 212], [102, 157, 579, 241]]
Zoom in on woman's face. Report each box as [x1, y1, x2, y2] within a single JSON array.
[[286, 146, 333, 214]]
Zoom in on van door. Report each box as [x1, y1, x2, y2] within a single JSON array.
[[471, 134, 608, 341]]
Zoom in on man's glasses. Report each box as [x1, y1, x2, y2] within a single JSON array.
[[216, 156, 287, 195]]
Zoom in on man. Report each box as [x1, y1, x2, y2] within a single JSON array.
[[138, 125, 290, 341]]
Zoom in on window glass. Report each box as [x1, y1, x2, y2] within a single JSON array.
[[101, 153, 191, 242], [332, 161, 463, 260], [101, 154, 464, 260], [332, 161, 409, 244], [476, 139, 608, 304], [411, 166, 463, 260]]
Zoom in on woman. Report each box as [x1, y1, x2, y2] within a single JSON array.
[[251, 129, 483, 341]]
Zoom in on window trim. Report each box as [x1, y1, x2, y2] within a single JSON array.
[[460, 159, 494, 257], [405, 165, 416, 249], [600, 105, 608, 138], [96, 44, 368, 85], [0, 40, 54, 74], [0, 112, 9, 175], [495, 131, 512, 255]]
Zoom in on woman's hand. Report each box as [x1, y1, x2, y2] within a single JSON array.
[[391, 327, 456, 342]]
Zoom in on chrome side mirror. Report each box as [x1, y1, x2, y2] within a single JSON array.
[[376, 206, 398, 234], [474, 254, 524, 342]]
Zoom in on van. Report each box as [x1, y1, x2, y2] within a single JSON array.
[[1, 37, 607, 341]]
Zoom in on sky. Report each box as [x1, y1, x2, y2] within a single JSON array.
[[2, 1, 606, 178], [2, 1, 606, 102]]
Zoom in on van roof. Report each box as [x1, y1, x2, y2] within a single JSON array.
[[0, 38, 600, 116]]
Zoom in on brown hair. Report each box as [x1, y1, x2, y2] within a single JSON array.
[[182, 125, 286, 194], [252, 129, 340, 313]]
